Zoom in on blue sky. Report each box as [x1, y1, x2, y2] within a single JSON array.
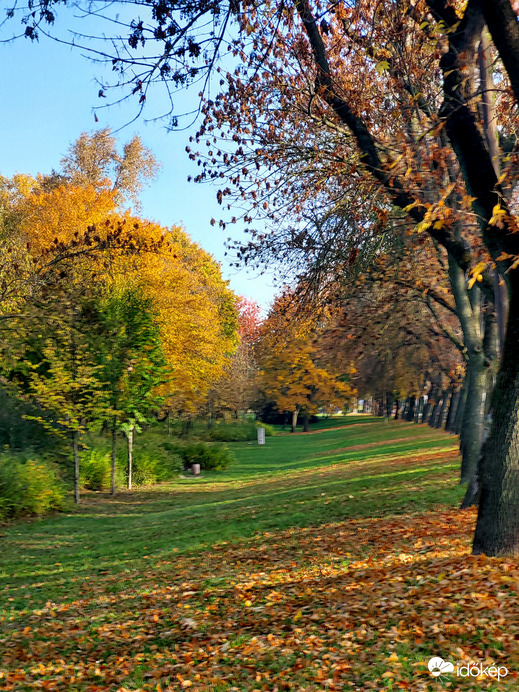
[[0, 24, 279, 311]]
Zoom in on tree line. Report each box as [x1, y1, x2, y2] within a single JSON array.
[[4, 0, 519, 554]]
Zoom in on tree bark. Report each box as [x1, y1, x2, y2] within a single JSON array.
[[445, 389, 460, 432], [473, 279, 519, 555], [483, 0, 519, 109], [111, 417, 117, 496], [429, 397, 441, 428], [127, 426, 134, 491], [405, 397, 415, 422], [303, 413, 309, 432], [291, 409, 299, 433], [422, 387, 435, 425], [436, 390, 450, 429], [73, 430, 80, 505], [459, 352, 488, 483]]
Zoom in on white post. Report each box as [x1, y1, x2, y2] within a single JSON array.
[[257, 427, 266, 445]]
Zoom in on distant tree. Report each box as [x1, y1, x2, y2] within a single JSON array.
[[61, 128, 160, 209], [206, 297, 262, 418], [257, 292, 355, 431]]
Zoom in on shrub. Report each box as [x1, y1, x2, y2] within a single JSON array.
[[203, 420, 275, 442], [179, 442, 234, 471], [129, 448, 182, 486], [0, 452, 66, 520], [79, 447, 126, 491]]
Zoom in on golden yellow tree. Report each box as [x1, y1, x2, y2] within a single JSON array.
[[258, 293, 355, 431]]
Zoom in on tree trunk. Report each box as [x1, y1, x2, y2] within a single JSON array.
[[111, 417, 117, 496], [127, 426, 134, 491], [429, 398, 440, 428], [303, 413, 309, 432], [454, 384, 467, 435], [406, 397, 415, 422], [414, 397, 421, 424], [422, 390, 433, 425], [459, 353, 488, 483], [472, 282, 519, 555], [291, 409, 299, 433], [393, 399, 399, 420], [73, 430, 80, 505], [437, 390, 451, 429], [445, 389, 460, 432], [422, 387, 435, 425]]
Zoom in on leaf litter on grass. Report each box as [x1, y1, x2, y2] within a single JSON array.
[[1, 507, 518, 691]]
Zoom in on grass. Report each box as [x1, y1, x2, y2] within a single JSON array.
[[0, 418, 460, 606], [1, 416, 517, 690]]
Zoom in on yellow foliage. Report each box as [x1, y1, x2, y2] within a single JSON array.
[[6, 174, 239, 416]]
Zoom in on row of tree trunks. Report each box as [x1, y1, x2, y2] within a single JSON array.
[[395, 387, 462, 432]]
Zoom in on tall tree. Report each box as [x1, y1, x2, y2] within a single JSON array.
[[94, 284, 168, 493]]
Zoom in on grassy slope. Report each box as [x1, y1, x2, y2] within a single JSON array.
[[1, 417, 518, 691]]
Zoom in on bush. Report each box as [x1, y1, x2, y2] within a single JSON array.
[[179, 442, 234, 471], [79, 447, 126, 491], [203, 420, 275, 442], [0, 452, 66, 520], [129, 448, 182, 486], [80, 439, 183, 490]]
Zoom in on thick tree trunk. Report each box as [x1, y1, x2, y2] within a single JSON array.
[[73, 430, 80, 505], [393, 399, 399, 420], [454, 384, 467, 435], [473, 282, 519, 556], [127, 426, 134, 491], [405, 397, 415, 422], [303, 413, 309, 432], [429, 397, 441, 428], [291, 409, 299, 433], [459, 353, 488, 483], [111, 418, 117, 496]]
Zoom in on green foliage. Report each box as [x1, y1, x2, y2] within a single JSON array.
[[79, 447, 124, 491], [0, 387, 59, 451], [129, 446, 182, 486], [203, 420, 275, 442], [0, 452, 65, 520], [178, 442, 234, 471], [80, 441, 182, 490]]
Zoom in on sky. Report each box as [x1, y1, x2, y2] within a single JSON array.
[[0, 16, 280, 312]]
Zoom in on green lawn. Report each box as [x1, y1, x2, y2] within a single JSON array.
[[0, 417, 461, 611]]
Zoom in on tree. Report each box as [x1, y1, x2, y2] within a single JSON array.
[[257, 292, 355, 431], [61, 128, 160, 209], [7, 275, 111, 504], [94, 284, 168, 493], [206, 297, 262, 418]]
